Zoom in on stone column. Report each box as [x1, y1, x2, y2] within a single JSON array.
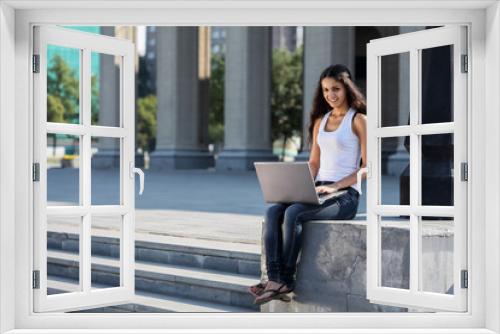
[[92, 26, 120, 169], [376, 27, 424, 206], [385, 27, 426, 175], [297, 27, 355, 160], [198, 26, 211, 152], [216, 27, 276, 171], [375, 27, 403, 177], [150, 27, 214, 170]]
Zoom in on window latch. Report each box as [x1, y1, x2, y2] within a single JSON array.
[[129, 162, 145, 195], [33, 270, 40, 289], [461, 269, 468, 289], [461, 54, 468, 73], [461, 162, 468, 182], [356, 162, 371, 195], [33, 55, 40, 73], [33, 163, 40, 182]]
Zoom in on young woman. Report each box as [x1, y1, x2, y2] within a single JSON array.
[[249, 64, 367, 305]]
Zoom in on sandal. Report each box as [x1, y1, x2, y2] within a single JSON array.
[[248, 281, 292, 301], [248, 282, 267, 297], [253, 283, 292, 305]]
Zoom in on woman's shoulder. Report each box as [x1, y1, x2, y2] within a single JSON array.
[[313, 117, 322, 133], [350, 108, 366, 120], [351, 110, 367, 136], [314, 112, 329, 127]]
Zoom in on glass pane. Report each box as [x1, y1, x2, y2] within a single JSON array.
[[47, 216, 81, 295], [91, 137, 121, 205], [91, 52, 121, 127], [47, 134, 80, 206], [421, 45, 453, 124], [380, 52, 410, 127], [380, 216, 410, 289], [421, 133, 454, 206], [47, 44, 80, 124], [421, 219, 454, 295], [91, 215, 122, 289], [381, 137, 410, 205]]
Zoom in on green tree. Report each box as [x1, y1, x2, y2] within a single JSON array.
[[271, 46, 303, 160], [90, 74, 99, 124], [138, 55, 155, 98], [47, 54, 100, 124], [46, 54, 81, 154], [209, 53, 225, 146], [136, 95, 157, 153], [47, 94, 65, 123], [47, 55, 80, 123]]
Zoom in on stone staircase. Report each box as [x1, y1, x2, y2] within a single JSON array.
[[47, 230, 261, 312]]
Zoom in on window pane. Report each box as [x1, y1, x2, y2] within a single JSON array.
[[421, 45, 453, 124], [380, 216, 410, 290], [381, 137, 410, 205], [91, 215, 122, 289], [91, 137, 121, 205], [47, 134, 80, 206], [47, 216, 81, 295], [47, 45, 80, 124], [420, 219, 454, 295], [91, 52, 121, 127], [380, 52, 410, 127], [421, 133, 454, 206]]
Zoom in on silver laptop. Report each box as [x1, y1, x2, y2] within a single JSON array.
[[254, 162, 347, 205]]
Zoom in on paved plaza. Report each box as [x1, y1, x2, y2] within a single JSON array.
[[48, 167, 370, 245]]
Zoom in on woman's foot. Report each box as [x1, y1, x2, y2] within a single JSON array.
[[253, 281, 293, 305], [248, 281, 268, 297]]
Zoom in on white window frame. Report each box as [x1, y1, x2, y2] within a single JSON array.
[[0, 1, 498, 333], [33, 26, 137, 313], [365, 26, 468, 312]]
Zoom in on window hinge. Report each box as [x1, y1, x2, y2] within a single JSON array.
[[461, 162, 468, 181], [461, 54, 468, 73], [32, 270, 40, 289], [33, 163, 40, 182], [461, 269, 468, 289], [32, 55, 40, 73]]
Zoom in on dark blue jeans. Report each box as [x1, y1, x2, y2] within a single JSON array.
[[263, 181, 359, 287]]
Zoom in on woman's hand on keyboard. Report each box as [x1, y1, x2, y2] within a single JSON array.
[[315, 185, 338, 195]]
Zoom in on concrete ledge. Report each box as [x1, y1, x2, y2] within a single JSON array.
[[261, 218, 453, 312]]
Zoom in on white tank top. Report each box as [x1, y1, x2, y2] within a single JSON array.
[[316, 108, 362, 193]]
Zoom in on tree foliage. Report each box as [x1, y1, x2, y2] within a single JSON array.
[[271, 46, 303, 159], [90, 74, 99, 124], [136, 95, 157, 153], [138, 55, 156, 98], [47, 55, 80, 123], [209, 53, 225, 145], [47, 54, 100, 124], [47, 94, 65, 123]]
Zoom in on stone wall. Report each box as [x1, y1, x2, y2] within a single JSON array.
[[260, 219, 454, 312]]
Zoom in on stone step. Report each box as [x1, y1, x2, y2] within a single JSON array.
[[47, 230, 261, 276], [47, 250, 260, 310], [48, 275, 253, 312]]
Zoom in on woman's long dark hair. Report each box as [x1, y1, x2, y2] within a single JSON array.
[[307, 64, 366, 145]]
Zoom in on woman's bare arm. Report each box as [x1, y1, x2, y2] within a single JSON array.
[[308, 118, 322, 179]]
